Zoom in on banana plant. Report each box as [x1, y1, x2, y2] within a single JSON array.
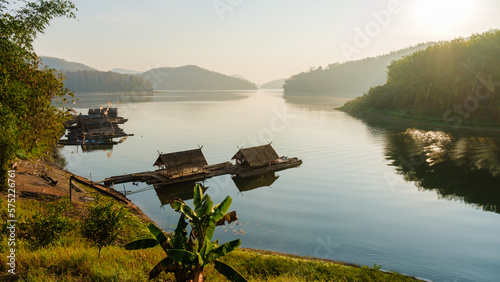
[[125, 184, 246, 282]]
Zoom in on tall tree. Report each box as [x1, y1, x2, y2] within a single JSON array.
[[0, 0, 76, 190]]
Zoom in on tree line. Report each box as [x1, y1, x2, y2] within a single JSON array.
[[62, 70, 153, 93], [341, 30, 500, 123]]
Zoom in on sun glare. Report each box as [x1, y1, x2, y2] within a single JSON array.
[[413, 0, 475, 30]]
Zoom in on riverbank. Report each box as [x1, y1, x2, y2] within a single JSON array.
[[1, 157, 420, 281], [338, 107, 500, 134]]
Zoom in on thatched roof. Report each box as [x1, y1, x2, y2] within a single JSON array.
[[153, 148, 208, 174], [232, 144, 279, 168], [88, 108, 118, 118]]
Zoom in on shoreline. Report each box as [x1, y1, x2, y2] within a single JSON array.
[[338, 108, 500, 135], [6, 157, 423, 281]]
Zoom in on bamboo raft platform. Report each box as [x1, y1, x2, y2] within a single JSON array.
[[59, 108, 132, 146], [101, 158, 302, 187]]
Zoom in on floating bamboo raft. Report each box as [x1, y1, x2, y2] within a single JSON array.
[[59, 108, 132, 146], [101, 158, 302, 187]]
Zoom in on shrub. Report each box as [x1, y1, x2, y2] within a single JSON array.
[[80, 196, 124, 258], [18, 199, 72, 249]]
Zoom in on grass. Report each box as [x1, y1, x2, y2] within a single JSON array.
[[1, 194, 419, 281]]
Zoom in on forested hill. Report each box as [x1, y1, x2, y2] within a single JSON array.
[[341, 30, 500, 124], [141, 65, 258, 90], [40, 57, 153, 92], [283, 43, 435, 97], [40, 56, 96, 72], [62, 71, 153, 93], [260, 78, 286, 89]]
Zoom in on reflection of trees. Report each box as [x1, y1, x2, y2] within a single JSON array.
[[71, 92, 154, 108], [283, 95, 350, 111], [386, 129, 500, 213]]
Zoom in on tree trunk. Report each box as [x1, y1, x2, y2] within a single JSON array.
[[194, 267, 204, 282]]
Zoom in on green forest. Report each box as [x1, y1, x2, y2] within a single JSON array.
[[341, 30, 500, 124], [62, 70, 153, 93], [283, 43, 434, 97]]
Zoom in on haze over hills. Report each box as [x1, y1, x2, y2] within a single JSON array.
[[38, 58, 258, 92], [40, 56, 96, 72], [141, 65, 258, 90], [231, 74, 251, 81], [111, 68, 142, 75], [260, 78, 286, 89], [283, 42, 437, 98], [42, 41, 441, 94], [62, 70, 153, 93]]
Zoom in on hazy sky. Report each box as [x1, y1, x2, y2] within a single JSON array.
[[34, 0, 500, 84]]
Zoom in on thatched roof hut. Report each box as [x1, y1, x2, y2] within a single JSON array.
[[232, 144, 279, 168], [154, 148, 208, 175]]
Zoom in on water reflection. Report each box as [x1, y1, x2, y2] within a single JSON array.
[[69, 91, 154, 108], [153, 182, 207, 206], [284, 95, 350, 110], [232, 172, 280, 193], [386, 128, 500, 213], [81, 144, 114, 153]]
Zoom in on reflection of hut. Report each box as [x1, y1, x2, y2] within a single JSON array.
[[82, 143, 114, 152], [232, 144, 279, 168], [154, 182, 206, 206], [83, 121, 115, 134], [154, 148, 208, 176], [232, 172, 279, 192]]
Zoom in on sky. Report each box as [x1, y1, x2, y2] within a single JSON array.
[[33, 0, 500, 84]]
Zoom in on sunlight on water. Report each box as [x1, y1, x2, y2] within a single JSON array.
[[61, 90, 500, 282]]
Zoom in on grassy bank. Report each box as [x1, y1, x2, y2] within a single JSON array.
[[1, 173, 419, 281]]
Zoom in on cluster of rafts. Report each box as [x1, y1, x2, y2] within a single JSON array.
[[59, 108, 132, 150]]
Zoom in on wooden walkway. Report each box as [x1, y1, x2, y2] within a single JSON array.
[[70, 174, 129, 203], [101, 158, 302, 187]]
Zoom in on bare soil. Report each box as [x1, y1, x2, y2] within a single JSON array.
[[8, 158, 152, 222]]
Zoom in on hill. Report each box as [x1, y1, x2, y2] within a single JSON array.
[[40, 56, 96, 72], [141, 65, 257, 90], [260, 78, 286, 89], [340, 30, 500, 125], [111, 68, 142, 75], [62, 70, 153, 93], [231, 74, 251, 81], [283, 43, 435, 97]]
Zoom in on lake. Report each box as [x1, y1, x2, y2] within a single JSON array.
[[61, 90, 500, 282]]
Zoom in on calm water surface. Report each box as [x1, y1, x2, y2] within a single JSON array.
[[61, 90, 500, 282]]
